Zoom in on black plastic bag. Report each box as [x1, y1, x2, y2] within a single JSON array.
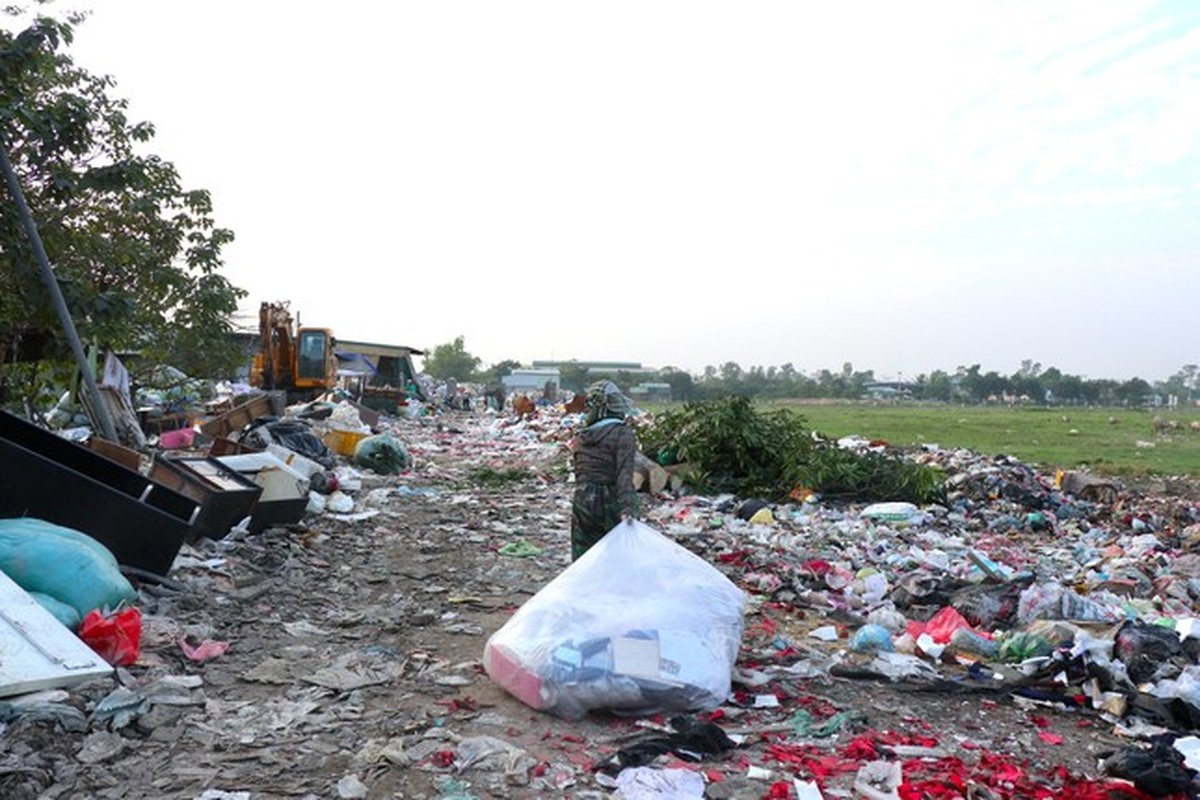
[[1102, 737, 1195, 796], [241, 419, 335, 470]]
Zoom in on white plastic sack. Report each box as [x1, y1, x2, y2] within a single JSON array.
[[483, 519, 746, 720]]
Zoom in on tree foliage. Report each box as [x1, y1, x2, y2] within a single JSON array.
[[423, 335, 481, 381], [0, 12, 246, 406], [479, 358, 520, 383]]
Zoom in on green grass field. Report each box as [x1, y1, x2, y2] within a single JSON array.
[[757, 402, 1200, 479]]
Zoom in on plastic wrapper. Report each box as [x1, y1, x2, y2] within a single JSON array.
[[482, 519, 746, 720]]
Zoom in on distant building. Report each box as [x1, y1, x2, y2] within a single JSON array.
[[531, 360, 661, 393], [864, 381, 914, 399], [503, 368, 561, 394], [334, 340, 425, 391], [628, 382, 673, 403]]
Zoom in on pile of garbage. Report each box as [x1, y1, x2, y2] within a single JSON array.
[[9, 390, 1200, 798]]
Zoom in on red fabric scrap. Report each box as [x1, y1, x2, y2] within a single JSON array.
[[435, 697, 477, 713], [841, 736, 880, 760], [802, 560, 832, 577], [764, 781, 792, 799], [895, 750, 1175, 800], [1037, 731, 1064, 745], [763, 742, 860, 780]]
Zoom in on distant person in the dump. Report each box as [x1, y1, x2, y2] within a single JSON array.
[[569, 380, 637, 560], [483, 383, 506, 412]]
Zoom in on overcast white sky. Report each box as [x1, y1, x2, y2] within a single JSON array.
[[22, 2, 1200, 380]]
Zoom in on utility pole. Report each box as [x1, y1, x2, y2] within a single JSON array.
[[0, 135, 119, 442]]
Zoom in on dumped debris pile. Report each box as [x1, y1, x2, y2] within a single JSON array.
[[2, 400, 1200, 798]]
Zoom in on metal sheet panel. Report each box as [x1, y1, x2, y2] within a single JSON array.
[[0, 571, 112, 697]]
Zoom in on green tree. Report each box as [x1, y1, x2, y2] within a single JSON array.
[[924, 370, 953, 402], [557, 361, 590, 393], [1115, 377, 1151, 406], [1159, 364, 1199, 403], [1, 12, 246, 405], [422, 335, 480, 381], [1009, 360, 1044, 402], [657, 365, 695, 402], [480, 358, 520, 383]]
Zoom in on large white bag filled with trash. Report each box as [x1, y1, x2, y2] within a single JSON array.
[[483, 519, 746, 720]]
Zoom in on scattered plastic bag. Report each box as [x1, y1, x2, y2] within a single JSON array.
[[907, 606, 984, 645], [328, 402, 366, 431], [1017, 582, 1119, 625], [849, 624, 895, 654], [615, 766, 705, 799], [327, 491, 355, 514], [861, 502, 925, 525], [241, 419, 335, 469], [79, 607, 142, 666], [353, 433, 409, 474], [1103, 738, 1195, 796], [1115, 619, 1187, 684], [483, 519, 746, 720]]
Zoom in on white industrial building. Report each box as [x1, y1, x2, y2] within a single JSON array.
[[501, 368, 561, 394]]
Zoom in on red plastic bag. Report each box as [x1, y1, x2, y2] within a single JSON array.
[[907, 606, 988, 645], [79, 607, 142, 666]]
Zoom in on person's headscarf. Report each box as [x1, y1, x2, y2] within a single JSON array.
[[585, 380, 631, 426]]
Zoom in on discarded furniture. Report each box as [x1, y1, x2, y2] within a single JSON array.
[[197, 392, 275, 440], [207, 437, 263, 458], [0, 410, 197, 576], [214, 453, 309, 532], [87, 436, 143, 472], [149, 456, 263, 542]]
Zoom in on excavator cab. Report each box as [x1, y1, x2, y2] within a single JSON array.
[[295, 328, 335, 390]]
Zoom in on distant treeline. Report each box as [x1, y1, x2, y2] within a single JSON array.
[[552, 360, 1198, 406]]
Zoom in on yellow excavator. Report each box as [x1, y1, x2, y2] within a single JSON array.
[[250, 301, 336, 401]]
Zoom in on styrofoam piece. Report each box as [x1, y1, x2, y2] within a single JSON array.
[[265, 443, 325, 480], [0, 570, 112, 697], [215, 453, 310, 500]]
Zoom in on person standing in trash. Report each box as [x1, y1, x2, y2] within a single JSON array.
[[569, 380, 638, 560]]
